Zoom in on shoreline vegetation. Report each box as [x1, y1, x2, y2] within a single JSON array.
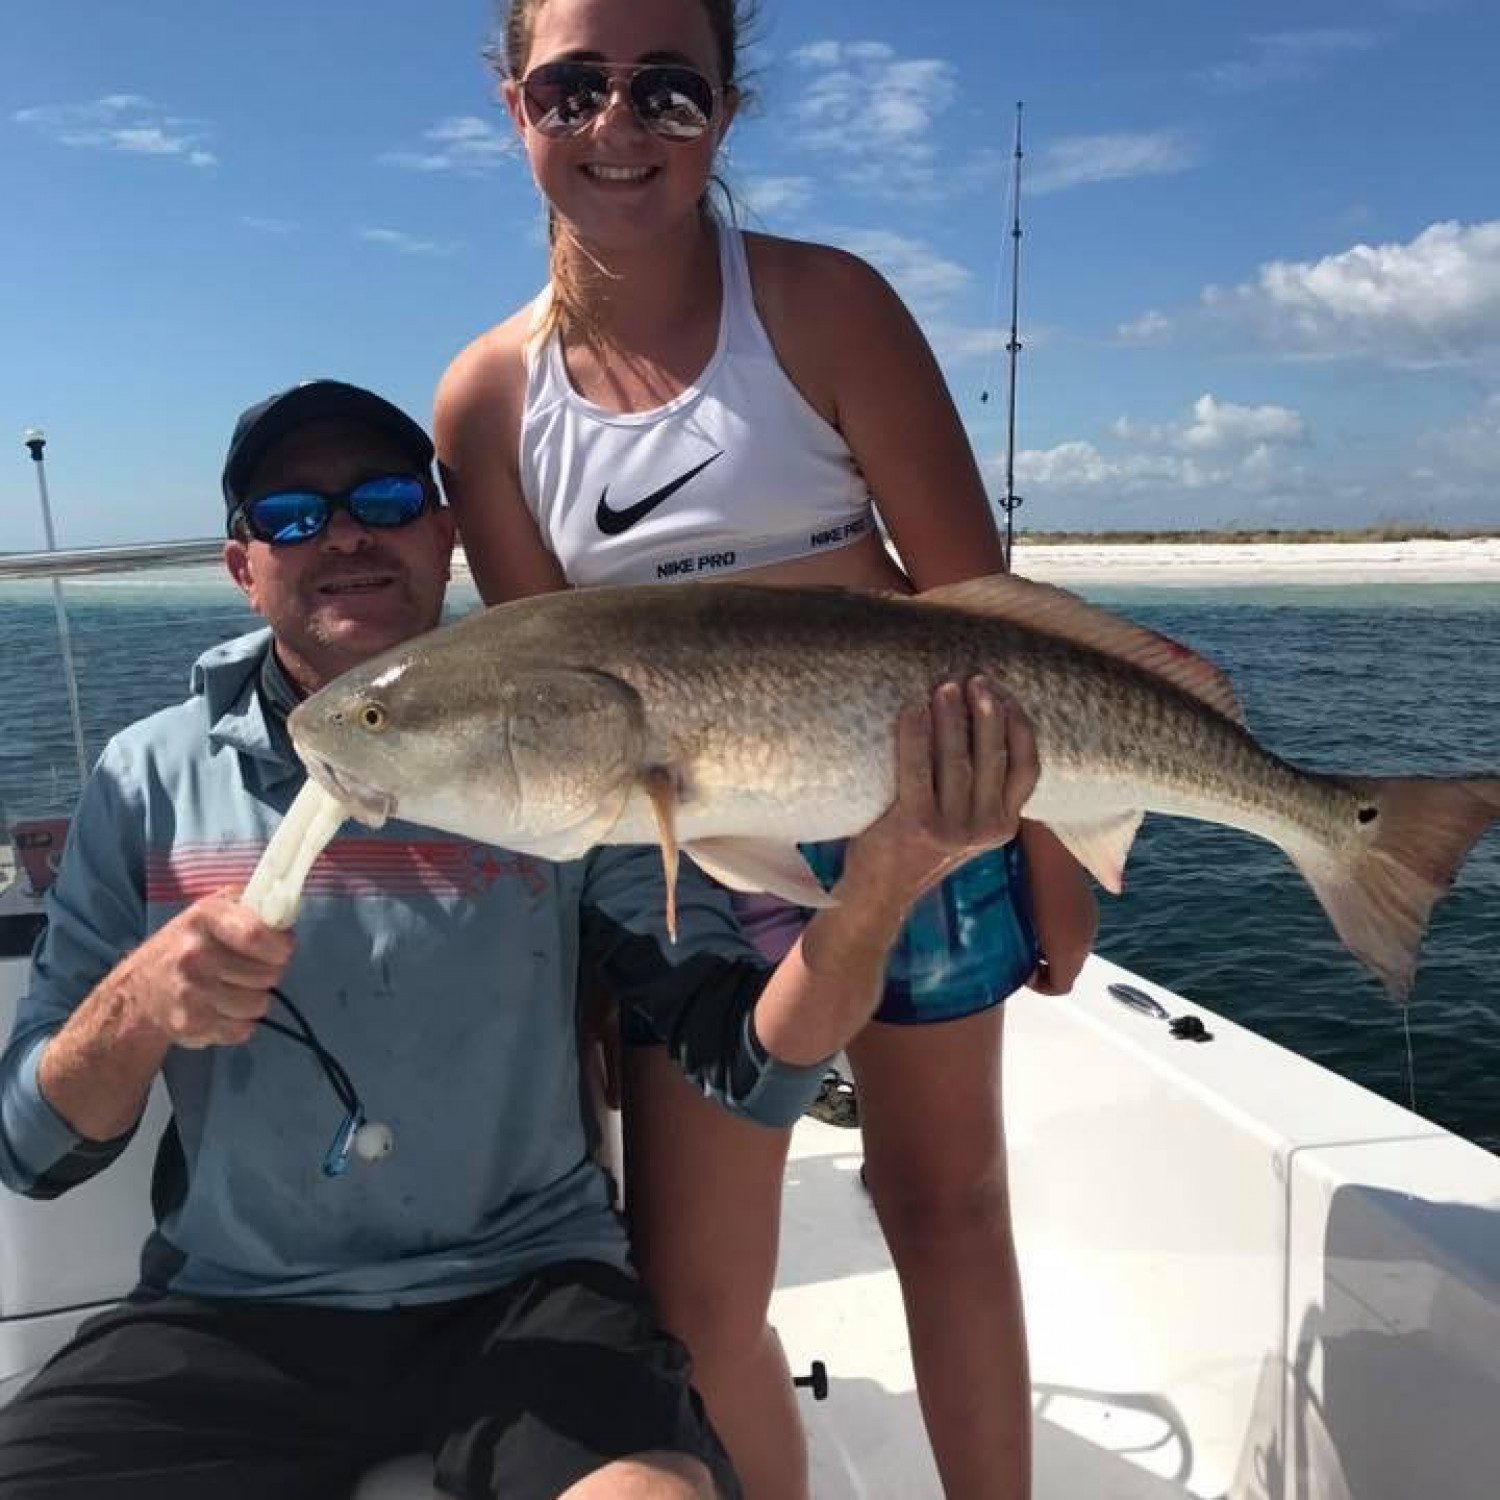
[[5, 525, 1496, 564], [1007, 529, 1500, 585], [1013, 525, 1498, 546]]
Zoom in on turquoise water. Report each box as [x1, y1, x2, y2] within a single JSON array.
[[1084, 581, 1500, 1151], [4, 573, 1498, 1148]]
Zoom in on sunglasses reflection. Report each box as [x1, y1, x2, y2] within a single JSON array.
[[234, 475, 431, 547], [521, 62, 719, 141]]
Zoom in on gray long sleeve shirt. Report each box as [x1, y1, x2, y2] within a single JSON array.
[[0, 630, 823, 1307]]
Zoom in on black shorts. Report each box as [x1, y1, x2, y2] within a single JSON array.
[[0, 1260, 739, 1500]]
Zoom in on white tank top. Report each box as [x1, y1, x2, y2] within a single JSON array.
[[518, 225, 875, 586]]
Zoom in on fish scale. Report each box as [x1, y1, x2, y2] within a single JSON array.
[[289, 575, 1500, 1002]]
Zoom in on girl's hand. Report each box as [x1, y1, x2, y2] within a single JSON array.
[[843, 676, 1039, 905]]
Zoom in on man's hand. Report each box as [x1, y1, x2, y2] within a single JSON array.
[[120, 890, 295, 1049], [37, 890, 295, 1143], [35, 894, 292, 1140], [842, 675, 1040, 906]]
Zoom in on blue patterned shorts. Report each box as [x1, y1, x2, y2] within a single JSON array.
[[796, 839, 1039, 1025], [625, 841, 1039, 1044]]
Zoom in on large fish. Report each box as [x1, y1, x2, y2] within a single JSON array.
[[287, 574, 1500, 1001]]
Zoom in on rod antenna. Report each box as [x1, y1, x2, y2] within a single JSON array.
[[999, 101, 1025, 573]]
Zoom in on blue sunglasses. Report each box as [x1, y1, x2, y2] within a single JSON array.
[[230, 474, 431, 545]]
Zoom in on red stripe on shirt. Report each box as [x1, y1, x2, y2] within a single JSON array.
[[146, 839, 546, 904]]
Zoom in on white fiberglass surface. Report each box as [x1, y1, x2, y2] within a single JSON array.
[[775, 1112, 1199, 1499], [6, 950, 1499, 1499], [774, 957, 1500, 1499]]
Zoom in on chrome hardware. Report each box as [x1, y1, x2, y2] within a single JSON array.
[[1108, 982, 1170, 1020], [1108, 982, 1214, 1043]]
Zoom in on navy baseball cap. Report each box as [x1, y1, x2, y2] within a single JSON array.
[[222, 379, 435, 511]]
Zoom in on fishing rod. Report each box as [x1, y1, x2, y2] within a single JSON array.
[[999, 101, 1025, 574]]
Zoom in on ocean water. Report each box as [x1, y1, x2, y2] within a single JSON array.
[[3, 571, 1498, 1149]]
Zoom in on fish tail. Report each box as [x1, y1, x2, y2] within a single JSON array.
[[1287, 776, 1500, 1004]]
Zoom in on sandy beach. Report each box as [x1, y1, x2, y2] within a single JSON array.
[[453, 537, 1500, 589], [1010, 536, 1500, 586]]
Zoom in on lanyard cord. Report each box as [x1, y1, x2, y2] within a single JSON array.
[[260, 987, 360, 1115], [256, 988, 395, 1175]]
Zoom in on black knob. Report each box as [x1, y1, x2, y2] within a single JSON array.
[[1170, 1015, 1213, 1043]]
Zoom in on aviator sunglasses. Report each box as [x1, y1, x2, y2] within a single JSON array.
[[519, 61, 721, 141], [230, 474, 431, 546]]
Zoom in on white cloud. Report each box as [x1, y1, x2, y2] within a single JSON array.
[[991, 394, 1317, 529], [1120, 221, 1500, 370], [798, 223, 1058, 370], [941, 326, 1014, 361], [789, 40, 845, 68], [736, 174, 815, 219], [1028, 131, 1199, 195], [1177, 394, 1306, 451], [807, 226, 1025, 368], [792, 45, 955, 155], [14, 95, 217, 168], [381, 116, 516, 175], [1073, 393, 1306, 465], [1002, 438, 1318, 528], [1422, 392, 1500, 494], [1116, 309, 1173, 345], [1203, 28, 1381, 92], [1014, 440, 1207, 492], [1210, 219, 1500, 367], [831, 229, 970, 321], [359, 227, 464, 257], [784, 39, 959, 196], [990, 384, 1500, 530]]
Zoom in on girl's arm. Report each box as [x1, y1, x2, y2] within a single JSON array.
[[758, 237, 1098, 978], [433, 318, 569, 605], [751, 236, 1008, 589]]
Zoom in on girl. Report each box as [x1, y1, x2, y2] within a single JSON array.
[[436, 3, 1098, 1494]]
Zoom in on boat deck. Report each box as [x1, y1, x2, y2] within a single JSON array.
[[778, 1114, 1192, 1498], [5, 952, 1499, 1498], [774, 959, 1500, 1500]]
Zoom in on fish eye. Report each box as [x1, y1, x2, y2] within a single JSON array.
[[359, 702, 389, 733]]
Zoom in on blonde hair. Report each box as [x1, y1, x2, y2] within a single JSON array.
[[493, 0, 754, 347]]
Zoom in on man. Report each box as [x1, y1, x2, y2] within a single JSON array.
[[0, 381, 1039, 1500]]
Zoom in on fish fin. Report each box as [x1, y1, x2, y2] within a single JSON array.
[[1046, 810, 1145, 894], [498, 666, 644, 860], [917, 572, 1247, 725], [685, 838, 840, 909], [641, 766, 681, 944], [1288, 775, 1500, 1004]]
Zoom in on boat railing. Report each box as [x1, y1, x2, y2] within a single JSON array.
[[0, 539, 226, 582], [1, 545, 255, 949]]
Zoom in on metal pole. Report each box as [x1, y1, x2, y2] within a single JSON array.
[[1000, 101, 1025, 573], [23, 429, 90, 786]]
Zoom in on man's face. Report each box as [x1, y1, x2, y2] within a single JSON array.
[[224, 418, 456, 693]]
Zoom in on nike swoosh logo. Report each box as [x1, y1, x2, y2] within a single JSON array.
[[596, 451, 724, 536]]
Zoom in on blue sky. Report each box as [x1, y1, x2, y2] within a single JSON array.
[[2, 0, 1497, 550]]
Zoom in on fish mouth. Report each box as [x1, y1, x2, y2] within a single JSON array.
[[298, 751, 397, 828]]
